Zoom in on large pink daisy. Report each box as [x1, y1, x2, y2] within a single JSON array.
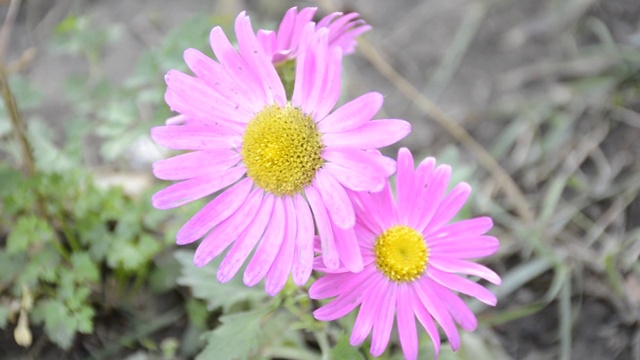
[[310, 148, 501, 359], [257, 7, 371, 64], [151, 12, 410, 295]]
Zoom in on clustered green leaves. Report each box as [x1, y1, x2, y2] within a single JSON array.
[[0, 166, 166, 349]]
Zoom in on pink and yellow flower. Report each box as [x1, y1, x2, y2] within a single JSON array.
[[310, 148, 501, 359], [151, 11, 410, 295]]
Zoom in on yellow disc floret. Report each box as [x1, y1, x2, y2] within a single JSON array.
[[374, 225, 429, 282], [242, 104, 324, 196]]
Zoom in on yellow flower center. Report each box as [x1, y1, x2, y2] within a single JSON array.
[[241, 104, 324, 196], [374, 225, 429, 282]]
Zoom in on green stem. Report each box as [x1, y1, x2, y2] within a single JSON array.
[[314, 328, 331, 360]]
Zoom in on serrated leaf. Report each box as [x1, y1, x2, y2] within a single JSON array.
[[75, 305, 95, 334], [6, 215, 55, 254], [32, 300, 76, 350], [107, 240, 142, 271], [175, 250, 267, 312], [197, 308, 269, 360], [70, 252, 100, 283]]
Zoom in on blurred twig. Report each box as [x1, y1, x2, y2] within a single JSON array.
[[0, 64, 34, 176], [356, 38, 535, 222], [0, 0, 20, 62]]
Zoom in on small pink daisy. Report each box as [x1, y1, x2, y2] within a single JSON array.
[[257, 7, 371, 64], [151, 12, 410, 295], [310, 148, 501, 360]]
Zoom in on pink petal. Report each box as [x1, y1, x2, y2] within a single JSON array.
[[235, 13, 286, 106], [176, 177, 252, 245], [292, 194, 314, 285], [349, 192, 387, 236], [331, 23, 371, 54], [305, 186, 339, 269], [208, 26, 264, 105], [274, 7, 298, 51], [314, 170, 355, 229], [397, 284, 419, 360], [183, 48, 263, 114], [303, 29, 329, 117], [278, 7, 317, 53], [429, 235, 500, 259], [256, 29, 276, 58], [243, 197, 286, 286], [370, 281, 397, 357], [426, 182, 471, 232], [165, 114, 186, 126], [217, 193, 273, 283], [193, 189, 263, 266], [322, 119, 411, 149], [427, 267, 497, 306], [313, 272, 375, 321], [410, 288, 441, 358], [164, 70, 252, 123], [316, 12, 341, 30], [354, 223, 378, 249], [291, 23, 318, 110], [265, 196, 296, 295], [150, 125, 242, 150], [433, 286, 477, 331], [414, 164, 451, 233], [322, 148, 396, 179], [333, 225, 363, 272], [376, 181, 399, 226], [407, 157, 436, 230], [151, 167, 245, 210], [428, 257, 501, 284], [309, 266, 377, 299], [152, 150, 241, 181], [350, 277, 387, 346], [317, 92, 383, 133], [323, 162, 386, 192], [313, 46, 342, 121], [415, 277, 460, 350], [396, 147, 415, 224], [427, 216, 494, 238]]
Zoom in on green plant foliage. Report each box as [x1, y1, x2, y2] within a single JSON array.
[[0, 165, 167, 349], [175, 250, 267, 312], [196, 308, 269, 360], [330, 332, 366, 360]]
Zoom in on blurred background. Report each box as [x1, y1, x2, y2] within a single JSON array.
[[0, 0, 639, 359]]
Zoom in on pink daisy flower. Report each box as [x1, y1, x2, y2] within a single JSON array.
[[309, 148, 501, 360], [151, 12, 410, 295], [257, 7, 371, 64]]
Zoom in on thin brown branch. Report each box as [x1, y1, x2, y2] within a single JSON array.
[[356, 38, 535, 222], [0, 63, 34, 175], [0, 0, 22, 62]]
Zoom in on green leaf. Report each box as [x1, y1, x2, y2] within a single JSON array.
[[32, 299, 76, 350], [330, 332, 365, 360], [0, 302, 9, 329], [6, 215, 55, 254], [197, 308, 269, 360], [175, 250, 267, 312], [70, 252, 100, 283]]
